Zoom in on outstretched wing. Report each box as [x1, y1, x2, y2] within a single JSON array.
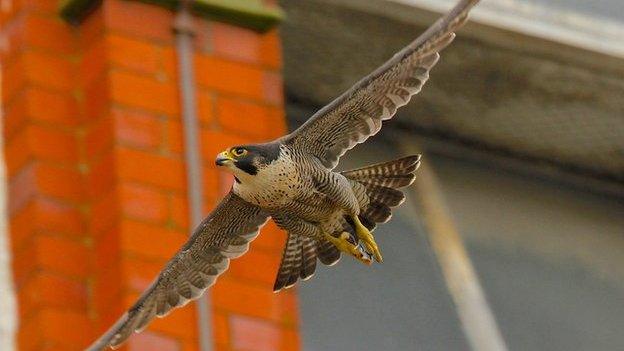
[[86, 192, 269, 350], [283, 0, 480, 169]]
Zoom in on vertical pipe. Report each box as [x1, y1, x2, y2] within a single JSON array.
[[401, 140, 509, 351], [173, 2, 213, 351]]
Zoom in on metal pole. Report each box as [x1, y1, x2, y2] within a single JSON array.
[[401, 140, 509, 351], [173, 2, 213, 351]]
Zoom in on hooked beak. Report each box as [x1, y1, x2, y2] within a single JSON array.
[[215, 150, 234, 166]]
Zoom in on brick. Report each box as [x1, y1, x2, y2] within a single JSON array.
[[17, 311, 44, 351], [197, 90, 215, 126], [8, 165, 36, 215], [216, 96, 275, 139], [195, 55, 264, 100], [281, 328, 301, 351], [22, 51, 74, 91], [34, 197, 82, 232], [265, 106, 288, 138], [23, 15, 74, 54], [26, 125, 79, 164], [83, 70, 110, 120], [211, 277, 298, 324], [150, 302, 197, 340], [25, 87, 80, 127], [18, 0, 58, 14], [2, 16, 24, 60], [3, 93, 28, 141], [128, 331, 180, 351], [33, 235, 89, 279], [9, 164, 84, 214], [17, 272, 88, 320], [213, 311, 230, 346], [2, 55, 26, 103], [211, 22, 261, 64], [113, 108, 163, 150], [78, 5, 105, 50], [161, 46, 178, 83], [32, 197, 85, 237], [108, 34, 161, 74], [9, 201, 36, 251], [199, 130, 249, 163], [119, 255, 162, 292], [227, 248, 281, 287], [90, 188, 119, 236], [202, 166, 221, 204], [85, 152, 116, 199], [80, 38, 107, 89], [116, 147, 186, 191], [165, 119, 183, 154], [4, 127, 31, 178], [19, 309, 93, 348], [85, 115, 114, 160], [252, 221, 286, 253], [230, 315, 280, 351], [13, 235, 90, 285], [119, 219, 186, 260], [260, 30, 282, 69], [93, 226, 121, 274], [170, 193, 189, 230], [34, 163, 84, 203], [92, 262, 123, 318], [104, 0, 174, 42], [120, 183, 169, 223], [110, 70, 179, 115], [262, 71, 284, 105]]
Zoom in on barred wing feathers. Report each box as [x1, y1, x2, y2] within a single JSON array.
[[86, 192, 269, 350], [284, 0, 480, 169]]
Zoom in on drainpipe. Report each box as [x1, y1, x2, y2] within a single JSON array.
[[173, 2, 213, 351]]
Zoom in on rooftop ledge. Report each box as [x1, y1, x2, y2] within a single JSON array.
[[59, 0, 284, 32]]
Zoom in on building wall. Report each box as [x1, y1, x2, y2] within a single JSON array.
[[0, 1, 297, 350], [297, 136, 624, 351]]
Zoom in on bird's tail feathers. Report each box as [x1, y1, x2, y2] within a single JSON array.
[[273, 235, 340, 292], [342, 154, 421, 230]]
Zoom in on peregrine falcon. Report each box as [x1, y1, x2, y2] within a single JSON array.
[[87, 0, 480, 349]]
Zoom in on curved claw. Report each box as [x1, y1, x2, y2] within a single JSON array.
[[325, 232, 372, 266], [352, 216, 383, 263]]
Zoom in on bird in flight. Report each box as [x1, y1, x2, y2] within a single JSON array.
[[87, 0, 480, 349]]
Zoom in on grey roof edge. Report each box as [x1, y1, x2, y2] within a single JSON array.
[[318, 0, 624, 75]]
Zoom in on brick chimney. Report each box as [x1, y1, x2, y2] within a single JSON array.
[[1, 0, 299, 350]]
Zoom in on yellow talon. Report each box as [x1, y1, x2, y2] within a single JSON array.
[[352, 215, 383, 263], [325, 232, 372, 265]]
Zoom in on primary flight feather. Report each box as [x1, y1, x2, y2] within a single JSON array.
[[86, 0, 480, 349]]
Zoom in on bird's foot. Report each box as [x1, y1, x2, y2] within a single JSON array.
[[352, 215, 383, 263], [325, 232, 372, 265]]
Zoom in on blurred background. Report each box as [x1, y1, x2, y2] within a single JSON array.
[[280, 0, 624, 350], [0, 0, 623, 350]]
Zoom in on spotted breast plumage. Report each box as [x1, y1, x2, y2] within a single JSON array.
[[87, 1, 481, 349]]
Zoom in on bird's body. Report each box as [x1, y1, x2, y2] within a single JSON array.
[[233, 142, 361, 241], [86, 1, 481, 349]]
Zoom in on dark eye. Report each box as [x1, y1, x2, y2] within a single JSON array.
[[231, 147, 247, 157]]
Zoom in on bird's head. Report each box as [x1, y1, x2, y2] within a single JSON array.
[[215, 143, 281, 181]]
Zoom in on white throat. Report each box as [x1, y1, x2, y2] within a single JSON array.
[[231, 146, 300, 208]]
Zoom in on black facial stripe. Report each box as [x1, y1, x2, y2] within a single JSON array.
[[235, 158, 258, 175]]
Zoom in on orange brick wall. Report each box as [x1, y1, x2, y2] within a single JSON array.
[[1, 1, 299, 350]]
